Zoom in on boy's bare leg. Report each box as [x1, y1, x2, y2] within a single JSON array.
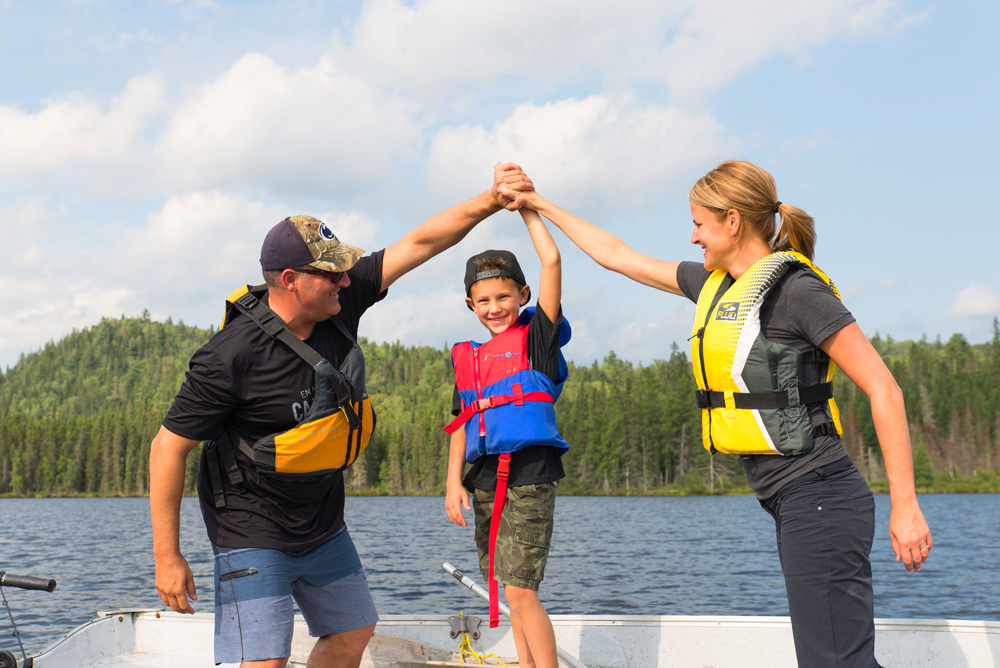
[[504, 584, 558, 668], [508, 610, 536, 668]]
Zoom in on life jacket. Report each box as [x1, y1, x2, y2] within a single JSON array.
[[690, 251, 843, 456], [204, 285, 375, 508], [444, 307, 570, 462], [443, 307, 570, 628]]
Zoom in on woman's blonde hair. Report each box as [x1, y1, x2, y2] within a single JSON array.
[[689, 160, 816, 260]]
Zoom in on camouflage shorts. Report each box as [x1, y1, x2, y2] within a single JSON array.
[[472, 482, 556, 591]]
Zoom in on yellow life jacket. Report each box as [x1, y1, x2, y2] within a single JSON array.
[[690, 251, 843, 456], [205, 285, 375, 507]]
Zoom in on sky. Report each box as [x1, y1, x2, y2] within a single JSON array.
[[1, 0, 998, 369]]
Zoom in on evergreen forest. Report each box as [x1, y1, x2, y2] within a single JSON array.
[[2, 313, 999, 497]]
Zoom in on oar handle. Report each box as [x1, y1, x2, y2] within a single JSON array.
[[0, 572, 57, 592]]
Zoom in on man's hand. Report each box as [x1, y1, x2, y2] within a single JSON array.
[[155, 552, 198, 614], [445, 484, 472, 527], [889, 499, 933, 572], [493, 162, 533, 211]]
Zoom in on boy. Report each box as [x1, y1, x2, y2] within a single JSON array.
[[444, 208, 570, 668]]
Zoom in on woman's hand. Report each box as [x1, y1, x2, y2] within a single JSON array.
[[445, 483, 472, 527], [493, 162, 534, 211], [889, 499, 933, 571]]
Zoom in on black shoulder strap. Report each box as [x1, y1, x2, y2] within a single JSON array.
[[329, 313, 358, 346], [230, 291, 323, 367]]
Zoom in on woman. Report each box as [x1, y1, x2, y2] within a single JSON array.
[[498, 160, 932, 668]]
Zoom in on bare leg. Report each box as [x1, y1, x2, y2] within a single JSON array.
[[504, 585, 558, 668], [241, 659, 288, 668], [306, 624, 376, 668], [508, 607, 536, 668]]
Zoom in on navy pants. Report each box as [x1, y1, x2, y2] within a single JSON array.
[[759, 457, 878, 668]]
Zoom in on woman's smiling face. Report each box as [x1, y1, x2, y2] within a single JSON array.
[[689, 201, 736, 272]]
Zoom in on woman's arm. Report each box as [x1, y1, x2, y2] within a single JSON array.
[[821, 322, 933, 572], [500, 188, 684, 296], [520, 208, 561, 320]]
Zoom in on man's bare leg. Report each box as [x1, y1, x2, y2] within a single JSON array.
[[241, 659, 287, 668], [307, 624, 376, 668], [504, 585, 558, 668]]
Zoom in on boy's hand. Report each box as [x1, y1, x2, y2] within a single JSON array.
[[445, 484, 472, 527], [493, 162, 533, 211]]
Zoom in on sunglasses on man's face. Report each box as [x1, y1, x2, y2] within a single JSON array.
[[293, 267, 344, 282]]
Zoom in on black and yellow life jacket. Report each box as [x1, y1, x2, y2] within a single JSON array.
[[204, 285, 375, 508], [690, 251, 843, 456]]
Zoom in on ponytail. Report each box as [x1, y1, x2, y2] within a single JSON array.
[[771, 203, 816, 261], [690, 161, 817, 260]]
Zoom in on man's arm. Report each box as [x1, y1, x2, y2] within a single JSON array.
[[380, 163, 534, 291], [520, 208, 561, 320], [150, 425, 202, 613]]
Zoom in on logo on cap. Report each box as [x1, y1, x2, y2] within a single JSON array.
[[318, 223, 337, 241]]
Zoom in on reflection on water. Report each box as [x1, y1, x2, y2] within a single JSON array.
[[0, 494, 997, 653]]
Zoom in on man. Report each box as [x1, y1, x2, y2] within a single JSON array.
[[150, 166, 532, 668]]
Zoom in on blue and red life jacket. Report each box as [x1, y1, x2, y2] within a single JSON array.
[[444, 307, 570, 462], [444, 307, 571, 628]]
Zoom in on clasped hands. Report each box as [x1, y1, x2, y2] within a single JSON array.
[[492, 162, 534, 211]]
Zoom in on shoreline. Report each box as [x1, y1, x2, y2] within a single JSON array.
[[3, 478, 1000, 499]]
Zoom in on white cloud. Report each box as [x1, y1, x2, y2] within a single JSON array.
[[155, 53, 418, 196], [0, 75, 163, 178], [427, 96, 732, 211], [343, 0, 926, 102], [946, 282, 1000, 318], [0, 193, 385, 365]]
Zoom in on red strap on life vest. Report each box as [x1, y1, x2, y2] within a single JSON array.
[[488, 453, 511, 628], [443, 385, 554, 434]]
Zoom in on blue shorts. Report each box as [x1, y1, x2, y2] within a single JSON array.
[[212, 526, 379, 664]]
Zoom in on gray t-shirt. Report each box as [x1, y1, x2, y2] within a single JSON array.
[[676, 261, 856, 499]]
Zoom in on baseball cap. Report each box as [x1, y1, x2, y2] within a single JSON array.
[[260, 216, 365, 273], [464, 250, 530, 302]]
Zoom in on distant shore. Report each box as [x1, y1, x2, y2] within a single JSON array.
[[3, 473, 999, 499]]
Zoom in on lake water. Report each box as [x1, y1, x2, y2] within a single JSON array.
[[1, 494, 998, 654]]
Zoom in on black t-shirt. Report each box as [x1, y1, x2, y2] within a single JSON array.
[[455, 304, 567, 492], [676, 260, 856, 499], [163, 251, 387, 551]]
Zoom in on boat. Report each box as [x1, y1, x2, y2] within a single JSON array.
[[7, 565, 1000, 667], [22, 608, 1000, 668]]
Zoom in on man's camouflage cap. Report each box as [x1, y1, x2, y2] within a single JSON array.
[[260, 216, 365, 273]]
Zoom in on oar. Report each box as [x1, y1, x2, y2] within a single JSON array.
[[442, 562, 589, 668]]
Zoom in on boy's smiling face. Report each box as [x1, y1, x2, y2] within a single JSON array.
[[466, 277, 531, 338]]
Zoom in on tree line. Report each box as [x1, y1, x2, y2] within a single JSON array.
[[2, 314, 999, 497]]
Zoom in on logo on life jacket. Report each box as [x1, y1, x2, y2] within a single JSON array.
[[715, 301, 740, 321]]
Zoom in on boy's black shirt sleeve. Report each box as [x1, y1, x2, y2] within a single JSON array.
[[460, 303, 566, 492]]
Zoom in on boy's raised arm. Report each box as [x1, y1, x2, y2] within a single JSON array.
[[520, 208, 561, 321]]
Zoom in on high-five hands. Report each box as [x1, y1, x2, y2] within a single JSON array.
[[493, 162, 533, 210]]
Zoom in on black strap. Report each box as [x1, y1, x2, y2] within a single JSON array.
[[203, 431, 246, 508], [204, 441, 227, 508], [232, 291, 361, 428], [232, 292, 324, 367], [803, 349, 830, 363], [812, 421, 838, 437], [218, 430, 245, 485], [696, 382, 834, 410]]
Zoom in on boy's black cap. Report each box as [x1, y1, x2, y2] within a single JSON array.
[[464, 250, 530, 301]]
